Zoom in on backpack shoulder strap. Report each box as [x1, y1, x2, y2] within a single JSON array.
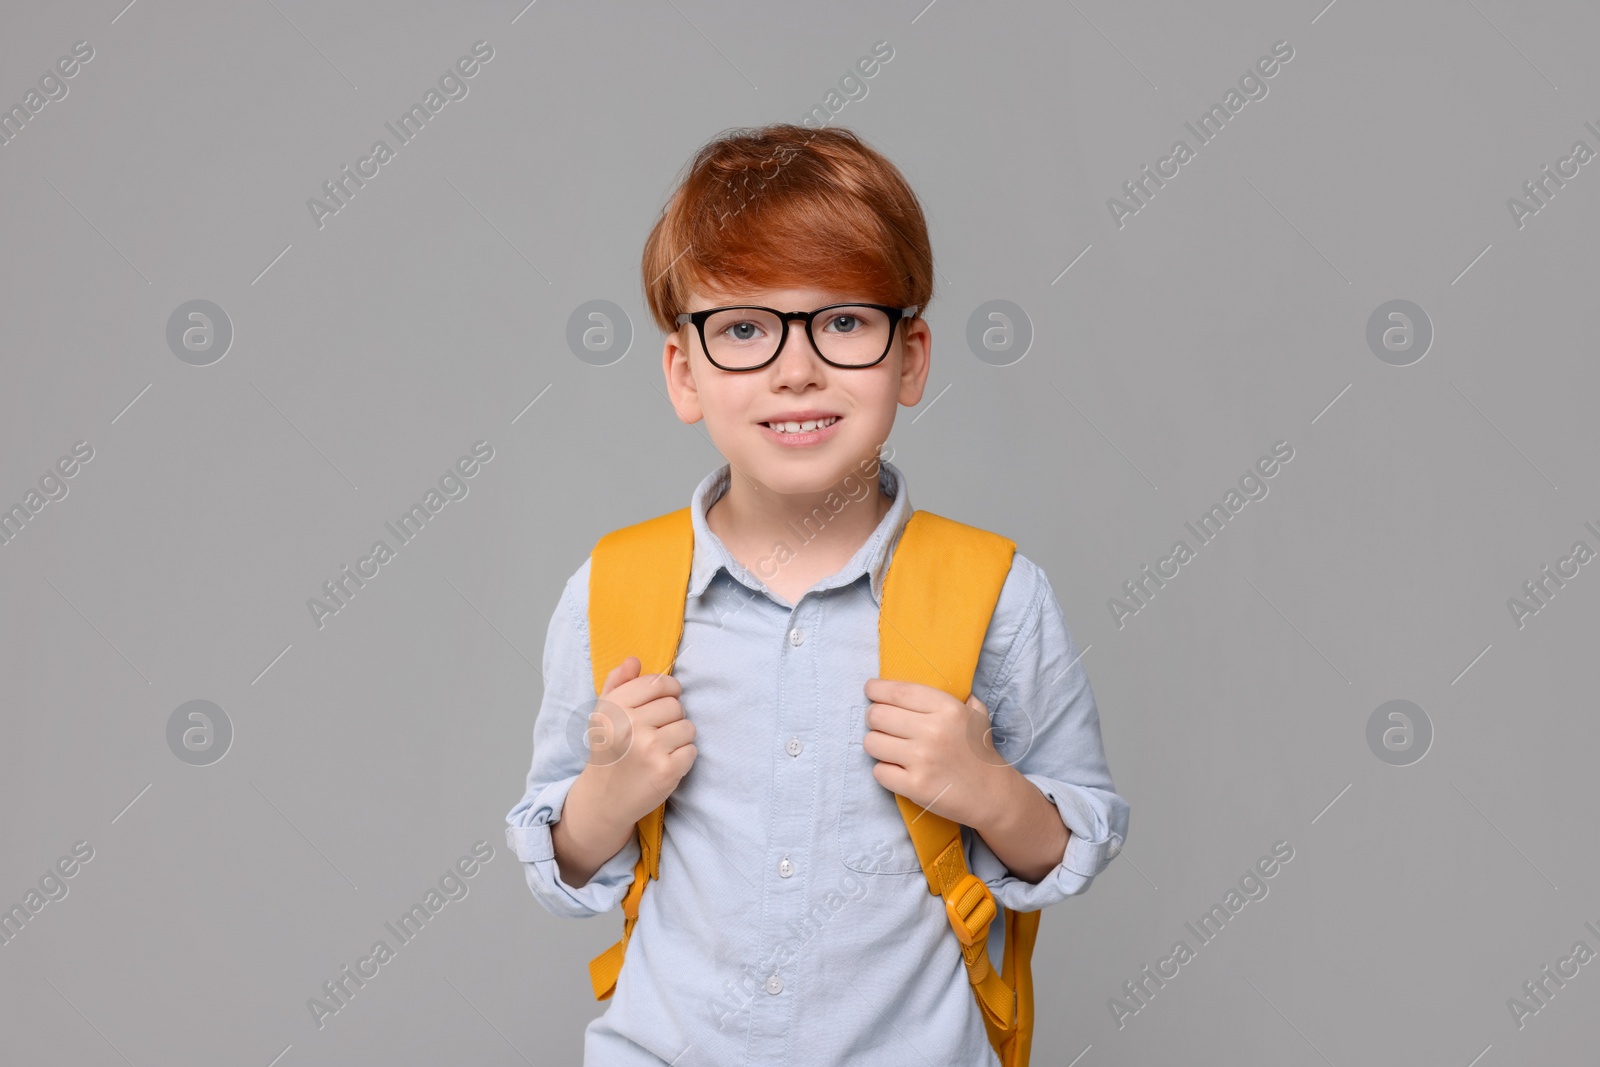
[[880, 509, 1040, 1066], [586, 507, 694, 693], [585, 506, 693, 1001]]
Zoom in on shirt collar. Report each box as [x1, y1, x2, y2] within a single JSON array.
[[686, 457, 912, 607]]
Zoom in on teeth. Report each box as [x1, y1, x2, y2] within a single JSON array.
[[767, 416, 837, 434]]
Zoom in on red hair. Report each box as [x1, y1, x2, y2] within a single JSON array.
[[640, 123, 934, 334]]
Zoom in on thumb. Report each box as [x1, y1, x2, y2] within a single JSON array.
[[601, 655, 641, 697]]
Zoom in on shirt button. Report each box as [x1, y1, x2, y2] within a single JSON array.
[[765, 974, 783, 995], [785, 736, 802, 757], [778, 857, 794, 878], [788, 627, 805, 646], [1106, 836, 1123, 860]]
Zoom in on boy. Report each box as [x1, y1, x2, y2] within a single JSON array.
[[506, 123, 1128, 1065]]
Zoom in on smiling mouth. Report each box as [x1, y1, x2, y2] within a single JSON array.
[[761, 416, 841, 435]]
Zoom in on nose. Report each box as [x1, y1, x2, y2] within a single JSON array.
[[770, 318, 828, 383]]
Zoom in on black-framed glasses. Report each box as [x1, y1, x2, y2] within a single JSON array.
[[675, 302, 919, 372]]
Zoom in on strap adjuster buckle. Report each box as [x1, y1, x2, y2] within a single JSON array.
[[944, 872, 998, 946]]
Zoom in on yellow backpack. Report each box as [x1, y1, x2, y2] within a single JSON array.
[[582, 505, 1041, 1066]]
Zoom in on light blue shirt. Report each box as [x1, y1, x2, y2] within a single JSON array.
[[505, 458, 1129, 1066]]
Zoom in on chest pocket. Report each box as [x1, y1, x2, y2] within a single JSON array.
[[837, 703, 924, 874]]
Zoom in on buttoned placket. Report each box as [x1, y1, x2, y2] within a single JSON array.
[[746, 583, 819, 1058]]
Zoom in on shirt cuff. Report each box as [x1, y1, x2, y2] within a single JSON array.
[[970, 772, 1126, 913], [505, 774, 639, 919]]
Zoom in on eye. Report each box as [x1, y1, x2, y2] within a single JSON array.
[[719, 318, 767, 342], [824, 313, 863, 334]]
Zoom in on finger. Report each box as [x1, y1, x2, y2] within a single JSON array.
[[864, 677, 927, 706], [600, 655, 640, 697], [608, 669, 681, 707], [866, 678, 944, 713], [863, 729, 913, 768], [669, 742, 698, 777], [631, 692, 686, 727], [657, 716, 697, 752], [865, 701, 916, 739]]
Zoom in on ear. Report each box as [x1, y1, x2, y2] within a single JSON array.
[[662, 327, 704, 424], [896, 314, 932, 407]]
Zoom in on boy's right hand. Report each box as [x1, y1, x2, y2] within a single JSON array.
[[582, 655, 698, 827]]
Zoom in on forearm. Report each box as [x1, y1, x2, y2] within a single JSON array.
[[551, 766, 635, 888], [970, 765, 1070, 884]]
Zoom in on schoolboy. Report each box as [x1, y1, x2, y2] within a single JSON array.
[[506, 123, 1128, 1065]]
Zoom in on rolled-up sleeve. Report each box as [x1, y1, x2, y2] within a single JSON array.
[[505, 556, 640, 919], [965, 553, 1130, 913]]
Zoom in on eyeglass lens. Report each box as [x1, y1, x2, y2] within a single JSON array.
[[701, 306, 893, 369]]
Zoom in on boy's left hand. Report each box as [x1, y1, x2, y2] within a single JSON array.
[[861, 677, 1014, 829]]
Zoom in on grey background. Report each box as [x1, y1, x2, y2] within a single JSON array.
[[2, 0, 1597, 1064]]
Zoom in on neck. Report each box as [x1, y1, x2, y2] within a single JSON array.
[[708, 461, 892, 564]]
